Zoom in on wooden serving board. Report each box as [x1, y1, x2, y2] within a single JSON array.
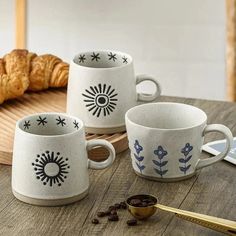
[[0, 88, 128, 165]]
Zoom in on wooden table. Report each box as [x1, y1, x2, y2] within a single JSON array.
[[0, 96, 236, 236]]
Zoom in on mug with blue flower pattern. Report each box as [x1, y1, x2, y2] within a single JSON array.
[[125, 102, 233, 181]]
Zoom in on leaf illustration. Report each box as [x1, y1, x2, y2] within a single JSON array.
[[179, 166, 186, 172], [179, 164, 191, 172], [179, 158, 186, 163], [134, 153, 144, 162], [154, 168, 168, 176], [179, 156, 192, 163], [136, 162, 145, 171], [185, 164, 191, 171], [154, 168, 162, 176], [185, 155, 192, 163], [160, 160, 168, 167], [161, 169, 168, 175], [152, 160, 161, 167]]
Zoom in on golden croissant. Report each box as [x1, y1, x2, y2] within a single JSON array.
[[0, 49, 69, 104]]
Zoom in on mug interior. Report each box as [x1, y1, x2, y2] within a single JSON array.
[[126, 103, 207, 129], [18, 113, 82, 136], [73, 50, 132, 68]]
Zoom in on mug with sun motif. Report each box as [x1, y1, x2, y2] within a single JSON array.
[[66, 50, 161, 134], [11, 112, 115, 206]]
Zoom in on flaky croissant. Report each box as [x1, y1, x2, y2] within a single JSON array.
[[0, 49, 69, 104]]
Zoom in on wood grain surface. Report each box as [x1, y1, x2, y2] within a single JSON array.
[[0, 88, 128, 165], [0, 96, 236, 235]]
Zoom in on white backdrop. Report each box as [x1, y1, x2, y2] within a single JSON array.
[[1, 0, 226, 100]]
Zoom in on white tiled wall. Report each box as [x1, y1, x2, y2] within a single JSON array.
[[0, 0, 226, 100]]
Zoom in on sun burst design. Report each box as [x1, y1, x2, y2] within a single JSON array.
[[82, 84, 118, 117], [32, 151, 70, 187]]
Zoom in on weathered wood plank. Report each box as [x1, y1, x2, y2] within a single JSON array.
[[0, 96, 236, 235]]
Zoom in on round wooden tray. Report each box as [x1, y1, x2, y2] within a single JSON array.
[[0, 88, 128, 165]]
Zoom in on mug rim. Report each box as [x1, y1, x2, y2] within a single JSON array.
[[125, 102, 207, 131], [16, 112, 84, 138], [71, 49, 133, 70]]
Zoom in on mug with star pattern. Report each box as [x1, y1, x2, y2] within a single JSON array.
[[67, 50, 161, 134], [12, 112, 115, 206]]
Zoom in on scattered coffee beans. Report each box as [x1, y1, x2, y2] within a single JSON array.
[[92, 218, 99, 224], [92, 200, 132, 226], [127, 219, 137, 226], [97, 211, 106, 217], [108, 214, 119, 221], [120, 201, 127, 209], [110, 210, 117, 215], [114, 203, 121, 209]]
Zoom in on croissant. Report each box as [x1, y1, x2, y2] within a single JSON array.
[[0, 49, 69, 104]]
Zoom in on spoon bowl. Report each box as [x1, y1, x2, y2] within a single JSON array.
[[126, 194, 158, 220], [126, 194, 236, 235]]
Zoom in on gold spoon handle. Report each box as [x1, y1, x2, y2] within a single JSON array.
[[156, 204, 236, 235]]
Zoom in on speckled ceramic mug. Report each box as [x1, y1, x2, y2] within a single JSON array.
[[12, 112, 115, 206], [125, 102, 233, 181], [67, 50, 161, 134]]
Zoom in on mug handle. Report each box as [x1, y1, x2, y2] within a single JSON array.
[[196, 124, 233, 170], [136, 74, 161, 102], [86, 139, 116, 169]]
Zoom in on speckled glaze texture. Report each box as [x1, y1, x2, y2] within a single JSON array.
[[12, 113, 115, 205], [125, 103, 233, 181], [66, 50, 161, 133]]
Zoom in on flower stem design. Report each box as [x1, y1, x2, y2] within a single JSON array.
[[179, 143, 193, 174], [133, 140, 145, 174], [153, 146, 168, 177]]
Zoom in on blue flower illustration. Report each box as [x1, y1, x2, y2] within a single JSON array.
[[181, 143, 193, 157], [179, 143, 193, 174], [133, 140, 145, 173], [153, 146, 168, 177], [134, 140, 143, 155], [154, 146, 168, 159]]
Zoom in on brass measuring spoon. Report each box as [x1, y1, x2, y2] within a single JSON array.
[[126, 194, 236, 235]]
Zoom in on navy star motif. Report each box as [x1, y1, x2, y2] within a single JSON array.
[[108, 52, 117, 62], [78, 54, 86, 63], [23, 120, 31, 130], [37, 116, 47, 126], [91, 52, 100, 61], [122, 56, 128, 64], [73, 120, 79, 130], [56, 116, 66, 127]]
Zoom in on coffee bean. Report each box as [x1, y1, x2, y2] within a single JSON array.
[[92, 218, 99, 224], [141, 202, 148, 207], [104, 210, 111, 216], [114, 203, 121, 209], [97, 211, 106, 217], [120, 201, 127, 209], [109, 205, 117, 211], [127, 219, 137, 226], [108, 214, 119, 221], [130, 198, 142, 206], [142, 198, 153, 203], [110, 210, 117, 215]]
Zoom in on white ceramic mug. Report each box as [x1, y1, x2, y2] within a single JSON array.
[[125, 102, 233, 181], [67, 50, 161, 134], [12, 113, 115, 206]]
